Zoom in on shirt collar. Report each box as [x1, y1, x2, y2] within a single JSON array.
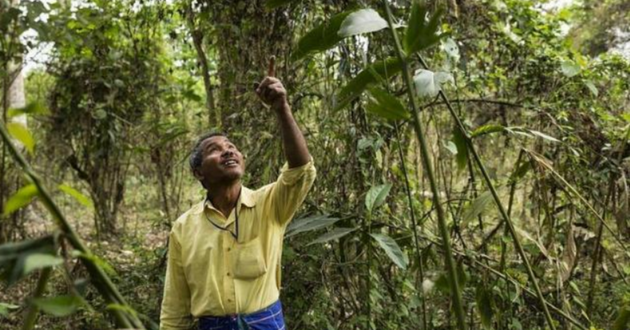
[[193, 186, 256, 215]]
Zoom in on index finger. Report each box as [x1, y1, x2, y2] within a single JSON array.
[[267, 56, 275, 77]]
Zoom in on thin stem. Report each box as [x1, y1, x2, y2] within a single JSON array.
[[382, 3, 467, 330], [21, 268, 52, 330]]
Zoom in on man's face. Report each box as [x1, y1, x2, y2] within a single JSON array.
[[194, 135, 245, 186]]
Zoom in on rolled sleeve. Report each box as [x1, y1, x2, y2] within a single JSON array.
[[160, 228, 193, 330], [269, 159, 316, 226]]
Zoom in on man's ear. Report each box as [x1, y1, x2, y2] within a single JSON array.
[[193, 168, 204, 182]]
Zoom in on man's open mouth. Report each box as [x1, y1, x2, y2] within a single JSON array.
[[222, 159, 238, 167]]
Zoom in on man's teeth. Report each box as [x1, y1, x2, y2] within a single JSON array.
[[224, 160, 236, 165]]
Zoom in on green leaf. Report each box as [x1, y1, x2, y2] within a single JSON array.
[[461, 191, 493, 227], [33, 295, 82, 317], [583, 80, 598, 97], [476, 286, 494, 329], [452, 127, 468, 171], [471, 124, 505, 138], [335, 57, 402, 111], [404, 2, 444, 55], [285, 215, 341, 238], [529, 130, 560, 143], [292, 11, 352, 61], [561, 60, 580, 78], [444, 141, 458, 155], [338, 8, 388, 38], [612, 305, 630, 330], [7, 122, 35, 154], [106, 303, 138, 317], [365, 183, 392, 214], [0, 302, 19, 317], [3, 184, 39, 216], [72, 251, 117, 276], [508, 162, 531, 184], [7, 102, 49, 118], [370, 233, 408, 269], [413, 69, 453, 98], [307, 228, 357, 246], [59, 184, 94, 209], [23, 253, 63, 277], [365, 88, 410, 121]]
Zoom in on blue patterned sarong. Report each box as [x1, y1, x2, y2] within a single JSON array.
[[198, 300, 285, 330]]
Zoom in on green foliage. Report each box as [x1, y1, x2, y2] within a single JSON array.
[[292, 11, 352, 61], [370, 233, 408, 269], [404, 2, 444, 55], [3, 184, 39, 216], [365, 183, 392, 214], [336, 57, 402, 110], [33, 295, 83, 317], [365, 88, 410, 121]]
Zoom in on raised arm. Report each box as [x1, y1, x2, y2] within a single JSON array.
[[255, 59, 310, 168]]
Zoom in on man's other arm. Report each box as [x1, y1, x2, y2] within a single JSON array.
[[160, 229, 193, 330]]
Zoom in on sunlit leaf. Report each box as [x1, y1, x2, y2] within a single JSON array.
[[292, 11, 352, 61], [561, 60, 580, 78], [413, 69, 453, 98], [3, 184, 39, 216], [365, 183, 392, 214], [338, 9, 388, 38], [7, 122, 35, 154], [336, 57, 402, 111], [307, 227, 357, 246], [33, 295, 82, 317], [471, 124, 505, 138], [404, 2, 444, 55], [583, 80, 598, 97], [529, 130, 560, 143], [59, 184, 94, 209], [370, 233, 408, 269], [365, 88, 410, 121], [0, 302, 19, 317], [7, 102, 49, 118], [23, 253, 63, 277]]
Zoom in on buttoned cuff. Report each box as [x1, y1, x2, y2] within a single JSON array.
[[279, 158, 315, 186]]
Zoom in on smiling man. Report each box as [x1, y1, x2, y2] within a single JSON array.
[[160, 70, 316, 330]]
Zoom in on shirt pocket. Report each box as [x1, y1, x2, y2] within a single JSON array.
[[232, 237, 267, 280]]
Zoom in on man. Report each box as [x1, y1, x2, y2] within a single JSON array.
[[160, 67, 316, 330]]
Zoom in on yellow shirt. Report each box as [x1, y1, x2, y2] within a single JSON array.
[[160, 160, 316, 330]]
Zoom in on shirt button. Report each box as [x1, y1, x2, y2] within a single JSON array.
[[227, 272, 231, 276], [227, 247, 231, 252]]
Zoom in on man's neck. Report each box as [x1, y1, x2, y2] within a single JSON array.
[[206, 182, 242, 218]]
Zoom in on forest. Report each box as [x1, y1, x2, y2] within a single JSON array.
[[1, 0, 629, 329]]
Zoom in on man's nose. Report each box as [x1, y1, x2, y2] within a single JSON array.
[[222, 149, 234, 157]]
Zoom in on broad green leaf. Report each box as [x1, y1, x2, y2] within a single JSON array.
[[285, 215, 341, 238], [529, 130, 560, 143], [7, 122, 35, 154], [33, 295, 82, 317], [292, 11, 352, 61], [3, 184, 39, 216], [338, 8, 387, 38], [370, 233, 408, 269], [461, 191, 493, 227], [471, 124, 505, 138], [23, 253, 63, 277], [612, 305, 630, 330], [307, 227, 357, 246], [365, 183, 392, 214], [59, 184, 94, 209], [583, 80, 598, 97], [413, 69, 453, 98], [561, 60, 580, 78], [365, 88, 410, 121], [335, 57, 402, 111], [404, 2, 444, 55], [452, 127, 468, 171], [7, 102, 49, 118], [0, 302, 19, 317], [476, 286, 494, 329]]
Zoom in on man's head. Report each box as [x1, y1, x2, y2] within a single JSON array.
[[189, 132, 245, 189]]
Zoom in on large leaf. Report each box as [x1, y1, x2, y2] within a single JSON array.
[[23, 253, 63, 277], [0, 236, 56, 286], [476, 286, 494, 329], [365, 88, 410, 121], [59, 184, 94, 209], [335, 57, 402, 111], [404, 2, 444, 55], [338, 8, 387, 38], [413, 69, 453, 98], [560, 60, 580, 78], [292, 11, 352, 61], [307, 227, 357, 246], [3, 184, 39, 216], [33, 295, 82, 317], [370, 233, 408, 269], [365, 183, 392, 214], [7, 122, 35, 154], [0, 302, 19, 317], [461, 191, 493, 227], [285, 214, 341, 238]]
